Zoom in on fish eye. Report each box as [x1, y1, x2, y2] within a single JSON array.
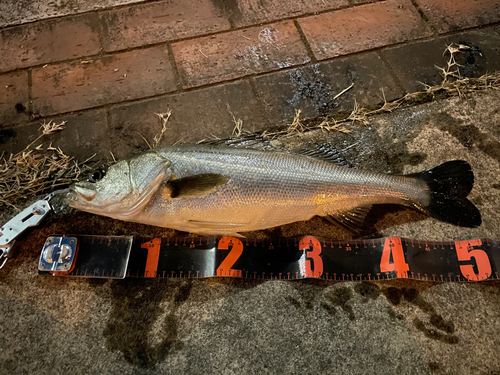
[[88, 169, 106, 183]]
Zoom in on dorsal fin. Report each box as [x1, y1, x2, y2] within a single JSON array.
[[293, 144, 350, 167], [169, 173, 229, 198], [197, 134, 274, 150], [325, 205, 372, 233]]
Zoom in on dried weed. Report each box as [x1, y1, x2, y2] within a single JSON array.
[[0, 121, 94, 209], [154, 111, 172, 148]]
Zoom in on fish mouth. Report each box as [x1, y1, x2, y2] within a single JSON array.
[[65, 184, 133, 216], [65, 166, 168, 218], [73, 185, 96, 201], [65, 185, 97, 210]]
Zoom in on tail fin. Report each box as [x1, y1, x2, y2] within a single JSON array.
[[407, 160, 481, 228]]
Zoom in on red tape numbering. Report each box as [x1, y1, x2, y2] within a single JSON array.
[[49, 236, 500, 282]]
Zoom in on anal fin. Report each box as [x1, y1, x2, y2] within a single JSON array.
[[325, 205, 372, 233]]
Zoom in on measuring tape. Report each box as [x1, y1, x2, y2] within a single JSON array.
[[37, 235, 500, 282]]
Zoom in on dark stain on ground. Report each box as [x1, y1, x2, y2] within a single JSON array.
[[101, 279, 191, 369], [365, 205, 428, 236], [287, 69, 339, 116], [286, 282, 329, 315], [322, 287, 355, 320], [339, 116, 429, 175], [382, 286, 459, 344], [414, 318, 459, 344], [387, 307, 404, 321], [387, 151, 427, 171], [384, 286, 418, 305], [286, 296, 303, 310], [15, 102, 26, 113], [209, 0, 242, 23], [428, 361, 441, 372], [379, 131, 428, 174], [456, 42, 484, 78], [354, 281, 381, 301], [436, 112, 500, 163], [0, 128, 14, 145]]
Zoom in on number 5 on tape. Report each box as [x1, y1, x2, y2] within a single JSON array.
[[454, 239, 492, 281], [380, 237, 409, 278]]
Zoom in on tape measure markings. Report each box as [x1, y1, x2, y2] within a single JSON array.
[[36, 235, 500, 282]]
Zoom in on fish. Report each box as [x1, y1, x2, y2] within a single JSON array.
[[65, 142, 481, 236]]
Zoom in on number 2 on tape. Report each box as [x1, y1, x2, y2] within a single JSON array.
[[217, 237, 243, 277], [454, 239, 491, 281], [380, 237, 409, 277]]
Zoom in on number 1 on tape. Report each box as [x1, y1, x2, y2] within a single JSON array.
[[380, 237, 409, 278], [141, 238, 161, 278]]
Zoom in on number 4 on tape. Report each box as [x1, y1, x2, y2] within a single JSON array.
[[380, 237, 409, 278]]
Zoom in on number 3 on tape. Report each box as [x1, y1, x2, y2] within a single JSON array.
[[299, 236, 323, 278], [380, 237, 409, 278]]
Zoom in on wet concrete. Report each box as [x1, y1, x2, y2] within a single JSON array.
[[1, 89, 500, 374]]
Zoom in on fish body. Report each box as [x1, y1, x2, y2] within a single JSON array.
[[66, 144, 481, 235]]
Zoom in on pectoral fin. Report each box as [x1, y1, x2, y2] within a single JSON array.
[[169, 174, 229, 198]]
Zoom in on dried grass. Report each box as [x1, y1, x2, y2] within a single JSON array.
[[418, 43, 500, 97], [0, 121, 94, 209], [253, 43, 499, 141], [305, 43, 499, 132], [154, 111, 172, 148], [230, 112, 243, 138], [287, 109, 306, 135]]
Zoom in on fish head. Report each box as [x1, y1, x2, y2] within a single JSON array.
[[66, 152, 171, 218]]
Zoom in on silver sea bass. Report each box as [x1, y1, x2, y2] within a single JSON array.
[[66, 143, 481, 236]]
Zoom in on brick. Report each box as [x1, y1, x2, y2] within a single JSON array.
[[172, 21, 310, 88], [108, 80, 266, 158], [0, 14, 101, 73], [382, 27, 500, 93], [351, 0, 383, 3], [100, 0, 231, 52], [415, 0, 500, 33], [32, 46, 177, 117], [217, 0, 348, 28], [253, 52, 405, 124], [0, 110, 111, 161], [0, 71, 29, 126], [298, 0, 433, 60], [0, 0, 148, 28]]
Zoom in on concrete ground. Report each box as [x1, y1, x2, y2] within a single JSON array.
[[1, 0, 500, 374]]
